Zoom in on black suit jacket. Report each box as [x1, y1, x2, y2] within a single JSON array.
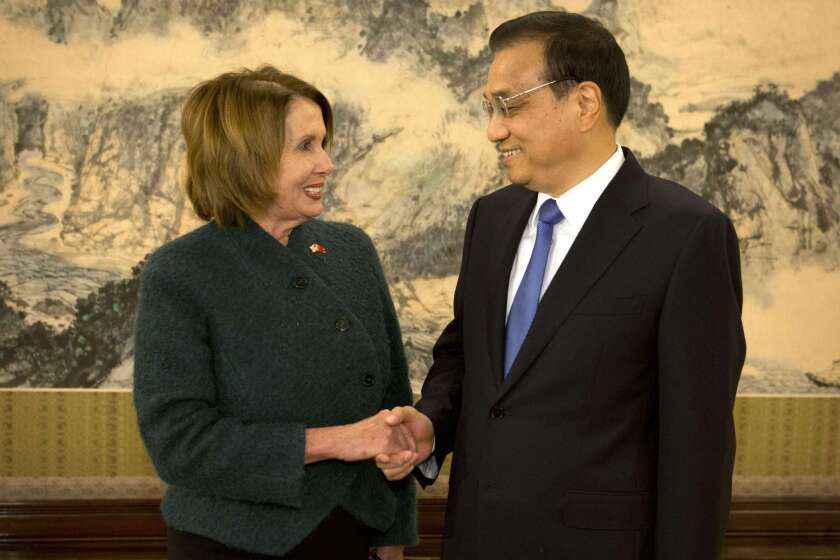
[[416, 149, 745, 560]]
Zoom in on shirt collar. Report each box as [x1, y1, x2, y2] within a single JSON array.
[[529, 144, 625, 231]]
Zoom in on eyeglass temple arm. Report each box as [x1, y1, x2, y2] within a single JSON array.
[[503, 79, 558, 103]]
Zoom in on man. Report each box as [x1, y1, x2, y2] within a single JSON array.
[[377, 11, 745, 560]]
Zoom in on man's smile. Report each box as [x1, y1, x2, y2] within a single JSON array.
[[499, 148, 522, 162]]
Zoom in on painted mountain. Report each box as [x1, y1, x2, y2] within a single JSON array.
[[0, 0, 838, 393]]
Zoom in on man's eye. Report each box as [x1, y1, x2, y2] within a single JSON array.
[[299, 140, 312, 151]]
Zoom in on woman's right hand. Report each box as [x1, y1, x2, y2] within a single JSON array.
[[337, 410, 417, 462], [304, 410, 417, 464]]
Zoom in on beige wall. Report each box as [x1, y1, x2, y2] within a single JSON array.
[[0, 1, 838, 392]]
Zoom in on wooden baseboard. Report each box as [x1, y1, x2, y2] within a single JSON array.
[[724, 498, 840, 559], [1, 498, 838, 559]]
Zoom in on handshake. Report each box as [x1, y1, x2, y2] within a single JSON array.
[[327, 407, 435, 481]]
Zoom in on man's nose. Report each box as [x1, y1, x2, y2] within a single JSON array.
[[486, 113, 509, 143]]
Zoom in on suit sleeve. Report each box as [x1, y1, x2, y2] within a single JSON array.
[[655, 212, 746, 559], [414, 197, 480, 486], [364, 233, 418, 547], [133, 256, 306, 507]]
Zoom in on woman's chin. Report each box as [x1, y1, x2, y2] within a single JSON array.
[[290, 199, 324, 220], [306, 202, 324, 218]]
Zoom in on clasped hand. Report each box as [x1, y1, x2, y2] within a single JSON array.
[[373, 406, 434, 481], [330, 407, 434, 481], [336, 409, 417, 462]]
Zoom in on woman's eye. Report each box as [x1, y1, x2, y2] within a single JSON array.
[[299, 140, 312, 151]]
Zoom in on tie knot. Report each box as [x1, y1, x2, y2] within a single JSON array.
[[538, 199, 564, 226]]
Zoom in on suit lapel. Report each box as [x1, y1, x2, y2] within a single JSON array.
[[486, 188, 537, 389], [498, 150, 650, 398]]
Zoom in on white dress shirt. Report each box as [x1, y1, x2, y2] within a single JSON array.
[[418, 145, 625, 479]]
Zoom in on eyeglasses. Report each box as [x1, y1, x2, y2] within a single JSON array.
[[481, 78, 577, 119]]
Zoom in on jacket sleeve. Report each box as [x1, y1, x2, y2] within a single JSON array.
[[655, 212, 746, 559], [364, 231, 418, 547], [413, 197, 480, 486], [133, 254, 306, 508]]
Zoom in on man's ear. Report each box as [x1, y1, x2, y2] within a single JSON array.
[[576, 81, 603, 132]]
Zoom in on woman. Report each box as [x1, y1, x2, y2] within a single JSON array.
[[133, 65, 417, 560]]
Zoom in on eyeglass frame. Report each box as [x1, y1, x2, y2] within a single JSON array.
[[481, 77, 578, 119]]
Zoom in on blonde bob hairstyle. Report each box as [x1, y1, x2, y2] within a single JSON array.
[[181, 65, 333, 227]]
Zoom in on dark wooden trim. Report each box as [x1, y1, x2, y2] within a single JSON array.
[[723, 498, 840, 559], [0, 497, 838, 559], [0, 500, 166, 550]]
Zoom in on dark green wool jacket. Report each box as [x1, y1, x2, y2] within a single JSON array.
[[133, 217, 416, 556]]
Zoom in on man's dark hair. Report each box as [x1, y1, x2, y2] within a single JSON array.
[[489, 11, 630, 127]]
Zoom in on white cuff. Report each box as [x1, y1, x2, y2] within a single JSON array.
[[417, 437, 438, 478]]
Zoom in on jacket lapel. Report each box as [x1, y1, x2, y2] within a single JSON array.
[[223, 217, 330, 302], [222, 217, 298, 294], [497, 150, 650, 398], [288, 221, 332, 285], [486, 188, 537, 389]]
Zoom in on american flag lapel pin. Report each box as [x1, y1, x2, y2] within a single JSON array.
[[309, 242, 326, 254]]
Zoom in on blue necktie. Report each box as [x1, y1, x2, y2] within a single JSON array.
[[504, 199, 565, 378]]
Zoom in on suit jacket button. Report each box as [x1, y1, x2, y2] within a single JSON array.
[[292, 276, 309, 288], [335, 318, 352, 332], [490, 406, 505, 419], [362, 373, 375, 387]]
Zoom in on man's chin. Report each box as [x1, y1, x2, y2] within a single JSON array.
[[507, 175, 557, 194], [504, 169, 530, 187], [508, 177, 542, 192]]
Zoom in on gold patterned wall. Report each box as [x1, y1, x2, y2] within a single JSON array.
[[734, 396, 839, 477], [0, 390, 837, 499], [0, 389, 161, 500], [0, 390, 153, 476]]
